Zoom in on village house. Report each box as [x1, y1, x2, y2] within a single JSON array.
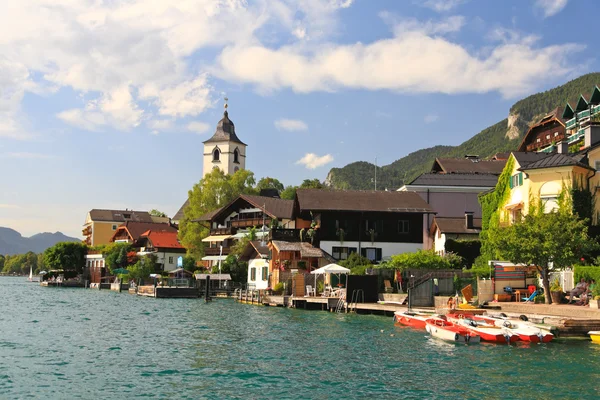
[[398, 156, 505, 249], [517, 108, 566, 153], [82, 209, 154, 246], [136, 230, 186, 272], [294, 189, 435, 263], [195, 194, 295, 268], [430, 213, 482, 255]]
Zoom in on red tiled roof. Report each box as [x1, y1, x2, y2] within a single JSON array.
[[112, 221, 177, 242], [142, 230, 184, 249]]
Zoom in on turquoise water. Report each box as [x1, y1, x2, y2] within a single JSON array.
[[1, 277, 599, 399]]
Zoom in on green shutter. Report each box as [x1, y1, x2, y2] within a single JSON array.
[[519, 172, 523, 186], [509, 176, 513, 189]]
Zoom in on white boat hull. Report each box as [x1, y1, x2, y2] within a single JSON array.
[[426, 323, 480, 343]]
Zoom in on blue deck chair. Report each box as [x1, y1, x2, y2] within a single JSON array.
[[522, 290, 538, 303]]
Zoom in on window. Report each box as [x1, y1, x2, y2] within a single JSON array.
[[332, 247, 357, 260], [536, 138, 541, 143], [168, 256, 174, 264], [234, 148, 239, 164], [213, 148, 220, 162], [123, 213, 131, 219], [361, 247, 383, 262], [112, 224, 117, 230], [250, 267, 256, 281], [546, 134, 550, 140], [542, 196, 559, 213], [509, 173, 523, 188], [398, 220, 409, 234], [554, 132, 559, 137], [262, 266, 268, 281]]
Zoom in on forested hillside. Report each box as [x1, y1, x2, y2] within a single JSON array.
[[326, 73, 600, 190]]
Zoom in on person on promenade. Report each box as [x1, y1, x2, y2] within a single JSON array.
[[447, 296, 456, 311], [569, 278, 588, 304], [577, 280, 596, 306]]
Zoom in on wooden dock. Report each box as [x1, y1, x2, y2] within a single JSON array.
[[137, 285, 200, 298]]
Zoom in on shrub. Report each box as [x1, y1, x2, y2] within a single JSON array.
[[273, 282, 284, 295], [390, 250, 462, 271], [574, 266, 600, 283]]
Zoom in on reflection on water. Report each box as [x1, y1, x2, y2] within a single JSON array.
[[1, 277, 600, 399]]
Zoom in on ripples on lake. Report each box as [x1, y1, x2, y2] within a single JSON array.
[[1, 277, 599, 399]]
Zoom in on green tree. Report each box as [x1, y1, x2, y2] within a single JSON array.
[[256, 177, 284, 193], [215, 255, 248, 283], [103, 242, 133, 272], [182, 255, 197, 272], [149, 209, 168, 217], [390, 250, 462, 272], [300, 179, 324, 189], [179, 168, 256, 258], [43, 242, 87, 273], [128, 255, 157, 282], [280, 185, 297, 200], [339, 253, 372, 275], [487, 199, 599, 304]]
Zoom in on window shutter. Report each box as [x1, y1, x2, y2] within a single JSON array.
[[376, 248, 383, 261], [509, 176, 513, 189], [519, 172, 523, 186]]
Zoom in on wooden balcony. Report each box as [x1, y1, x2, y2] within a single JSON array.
[[270, 229, 301, 242], [231, 218, 266, 228], [204, 247, 231, 256], [210, 227, 235, 236], [82, 226, 92, 236]]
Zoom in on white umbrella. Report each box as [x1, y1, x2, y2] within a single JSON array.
[[310, 264, 350, 294]]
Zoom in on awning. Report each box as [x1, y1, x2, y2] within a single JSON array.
[[201, 235, 232, 242], [201, 255, 227, 261], [504, 202, 523, 210]]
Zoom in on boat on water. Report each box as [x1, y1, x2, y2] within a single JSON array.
[[447, 314, 517, 344], [27, 266, 39, 283], [394, 311, 432, 329], [425, 318, 480, 344], [468, 315, 553, 343], [589, 331, 600, 344]]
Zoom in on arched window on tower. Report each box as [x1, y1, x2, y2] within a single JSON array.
[[213, 148, 220, 162], [233, 148, 239, 164]]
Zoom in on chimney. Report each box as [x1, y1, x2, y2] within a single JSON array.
[[465, 212, 474, 229], [556, 141, 569, 154], [585, 125, 600, 148]]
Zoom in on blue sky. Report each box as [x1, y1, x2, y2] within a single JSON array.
[[0, 0, 596, 237]]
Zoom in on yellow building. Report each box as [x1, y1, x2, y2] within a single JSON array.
[[499, 151, 595, 224], [82, 209, 154, 246]]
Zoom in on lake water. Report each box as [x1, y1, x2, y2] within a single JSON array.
[[1, 277, 599, 399]]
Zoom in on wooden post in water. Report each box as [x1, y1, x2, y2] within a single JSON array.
[[205, 275, 212, 302]]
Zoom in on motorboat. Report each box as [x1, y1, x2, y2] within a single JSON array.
[[393, 311, 432, 329], [588, 331, 600, 344], [425, 318, 480, 344], [466, 314, 553, 343], [447, 314, 517, 344]]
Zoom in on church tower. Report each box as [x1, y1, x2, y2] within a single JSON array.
[[202, 100, 247, 178]]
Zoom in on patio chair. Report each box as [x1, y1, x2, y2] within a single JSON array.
[[522, 290, 538, 303], [384, 280, 393, 293], [322, 285, 333, 297], [305, 285, 316, 297]]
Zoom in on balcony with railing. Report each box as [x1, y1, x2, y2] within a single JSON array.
[[568, 128, 586, 144], [231, 218, 268, 228], [209, 227, 235, 236], [82, 225, 92, 236], [269, 229, 301, 242], [204, 247, 231, 256], [566, 117, 577, 130]]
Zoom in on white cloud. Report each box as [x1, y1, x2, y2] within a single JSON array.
[[215, 16, 583, 98], [274, 118, 308, 131], [187, 121, 211, 134], [424, 114, 439, 123], [296, 153, 333, 169], [419, 0, 469, 13], [535, 0, 568, 18]]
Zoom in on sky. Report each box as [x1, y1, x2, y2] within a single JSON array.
[[0, 0, 597, 238]]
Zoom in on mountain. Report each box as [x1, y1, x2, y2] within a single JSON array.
[[326, 72, 600, 190], [0, 227, 80, 255]]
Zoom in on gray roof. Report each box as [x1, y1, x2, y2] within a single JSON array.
[[409, 173, 498, 187], [296, 189, 435, 213], [432, 158, 506, 175], [519, 153, 593, 171], [203, 111, 246, 145], [511, 152, 549, 168], [432, 217, 482, 234], [173, 199, 189, 221], [88, 209, 153, 223]]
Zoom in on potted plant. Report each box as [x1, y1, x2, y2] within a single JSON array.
[[550, 278, 563, 304]]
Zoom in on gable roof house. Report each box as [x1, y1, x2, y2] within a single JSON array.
[[196, 194, 296, 268], [83, 209, 153, 246], [294, 189, 435, 263], [136, 230, 186, 272], [399, 156, 505, 249], [431, 214, 482, 256], [111, 221, 178, 244]]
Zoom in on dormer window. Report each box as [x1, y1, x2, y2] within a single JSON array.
[[234, 148, 239, 164], [213, 148, 220, 162]]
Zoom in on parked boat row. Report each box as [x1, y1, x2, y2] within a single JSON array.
[[394, 311, 554, 344]]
